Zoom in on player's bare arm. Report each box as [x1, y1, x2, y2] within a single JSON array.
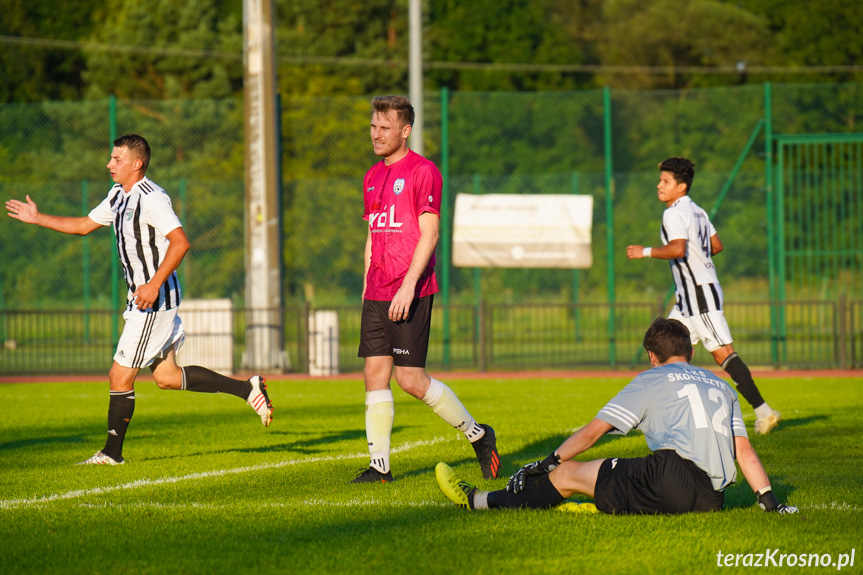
[[626, 238, 686, 260], [710, 234, 724, 256], [554, 418, 614, 462], [362, 228, 372, 301], [734, 435, 770, 494], [388, 211, 439, 321], [734, 434, 795, 512], [6, 195, 101, 235], [132, 227, 190, 310]]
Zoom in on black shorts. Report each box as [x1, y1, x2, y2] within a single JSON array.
[[357, 295, 433, 368], [593, 450, 724, 515]]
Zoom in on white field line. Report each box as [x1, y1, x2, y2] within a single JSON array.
[[0, 435, 454, 510], [74, 499, 450, 510]]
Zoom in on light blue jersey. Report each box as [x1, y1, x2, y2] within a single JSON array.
[[597, 362, 747, 491]]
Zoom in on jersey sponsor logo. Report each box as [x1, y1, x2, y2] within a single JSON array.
[[611, 458, 618, 469], [392, 348, 410, 355], [366, 187, 375, 192], [428, 195, 433, 203], [393, 178, 405, 195], [368, 205, 404, 229]]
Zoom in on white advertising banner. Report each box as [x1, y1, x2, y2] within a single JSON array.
[[452, 193, 593, 268]]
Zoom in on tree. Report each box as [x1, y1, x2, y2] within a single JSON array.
[[82, 0, 243, 100], [0, 0, 102, 102], [594, 0, 773, 89]]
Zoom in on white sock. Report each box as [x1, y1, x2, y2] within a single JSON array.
[[473, 490, 490, 510], [421, 377, 485, 442], [365, 390, 394, 473]]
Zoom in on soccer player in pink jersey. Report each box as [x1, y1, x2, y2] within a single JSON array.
[[353, 95, 500, 483]]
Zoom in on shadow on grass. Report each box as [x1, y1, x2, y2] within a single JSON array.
[[139, 425, 415, 461], [0, 434, 91, 452], [760, 414, 828, 430]]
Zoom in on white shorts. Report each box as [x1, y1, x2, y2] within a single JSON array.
[[668, 307, 733, 352], [114, 307, 185, 368]]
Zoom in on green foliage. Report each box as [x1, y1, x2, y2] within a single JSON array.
[[82, 0, 242, 100], [0, 376, 860, 573]]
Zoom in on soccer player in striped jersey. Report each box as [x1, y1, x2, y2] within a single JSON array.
[[5, 134, 273, 465], [353, 96, 500, 483], [626, 157, 781, 434]]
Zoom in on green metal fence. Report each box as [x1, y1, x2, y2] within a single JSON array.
[[1, 82, 861, 374]]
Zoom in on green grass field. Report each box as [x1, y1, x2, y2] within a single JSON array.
[[1, 374, 861, 574]]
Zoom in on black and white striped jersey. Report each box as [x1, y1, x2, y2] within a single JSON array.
[[89, 177, 183, 311], [661, 196, 723, 317]]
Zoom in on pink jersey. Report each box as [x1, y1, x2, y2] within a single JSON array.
[[363, 149, 442, 301]]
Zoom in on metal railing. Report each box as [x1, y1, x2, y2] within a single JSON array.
[[1, 298, 860, 376]]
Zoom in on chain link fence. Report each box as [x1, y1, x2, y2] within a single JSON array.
[[1, 82, 861, 374]]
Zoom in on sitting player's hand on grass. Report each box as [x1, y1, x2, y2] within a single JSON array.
[[506, 452, 561, 493], [757, 487, 798, 513]]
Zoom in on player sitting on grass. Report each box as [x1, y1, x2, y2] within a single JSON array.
[[436, 318, 797, 515]]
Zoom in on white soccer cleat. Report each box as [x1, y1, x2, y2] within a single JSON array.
[[754, 409, 782, 435], [76, 451, 124, 465], [247, 376, 273, 427]]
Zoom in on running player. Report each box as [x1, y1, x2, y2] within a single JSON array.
[[626, 157, 781, 434], [436, 318, 797, 515], [353, 95, 499, 483], [5, 134, 273, 465]]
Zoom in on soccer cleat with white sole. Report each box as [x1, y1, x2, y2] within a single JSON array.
[[247, 376, 273, 427], [754, 409, 781, 435], [76, 450, 124, 465], [435, 462, 476, 510]]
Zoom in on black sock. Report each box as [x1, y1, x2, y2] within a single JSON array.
[[487, 475, 565, 510], [182, 366, 252, 399], [103, 390, 135, 461], [722, 353, 765, 409]]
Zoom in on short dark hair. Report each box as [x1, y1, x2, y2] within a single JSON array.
[[371, 95, 415, 128], [114, 134, 151, 172], [643, 317, 693, 363], [659, 157, 695, 194]]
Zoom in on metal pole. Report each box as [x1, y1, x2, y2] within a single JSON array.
[[109, 95, 119, 347], [82, 180, 91, 343], [603, 87, 616, 366], [764, 83, 779, 367], [178, 177, 186, 292], [409, 0, 423, 157], [243, 0, 285, 372], [440, 87, 451, 368], [571, 171, 582, 342]]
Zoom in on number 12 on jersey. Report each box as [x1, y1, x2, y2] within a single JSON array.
[[677, 383, 730, 437]]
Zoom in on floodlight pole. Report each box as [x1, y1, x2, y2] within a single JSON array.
[[243, 0, 285, 372], [409, 0, 423, 156]]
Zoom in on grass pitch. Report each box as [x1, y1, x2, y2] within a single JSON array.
[[1, 374, 861, 574]]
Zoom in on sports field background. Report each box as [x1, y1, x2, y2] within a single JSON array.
[[1, 373, 860, 574]]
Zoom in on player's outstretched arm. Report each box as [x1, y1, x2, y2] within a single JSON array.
[[735, 435, 797, 513], [6, 195, 101, 236]]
